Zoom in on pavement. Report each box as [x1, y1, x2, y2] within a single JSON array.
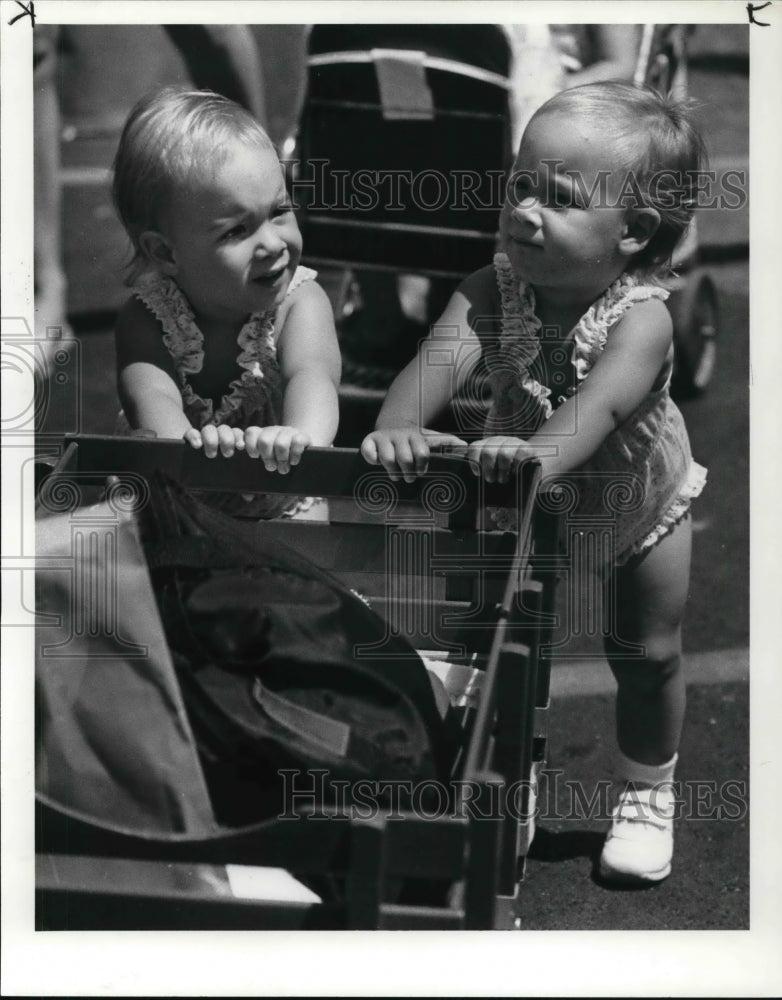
[[517, 681, 748, 930], [35, 23, 751, 934]]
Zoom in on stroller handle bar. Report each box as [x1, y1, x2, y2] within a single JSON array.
[[309, 49, 513, 91]]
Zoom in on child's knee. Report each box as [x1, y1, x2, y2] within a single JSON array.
[[606, 630, 682, 686]]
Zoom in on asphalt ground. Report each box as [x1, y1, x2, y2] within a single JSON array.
[[517, 682, 748, 930], [33, 24, 750, 935]]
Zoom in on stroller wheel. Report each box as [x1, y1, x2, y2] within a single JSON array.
[[669, 271, 719, 398]]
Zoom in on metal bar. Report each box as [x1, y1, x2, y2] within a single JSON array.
[[308, 50, 512, 90]]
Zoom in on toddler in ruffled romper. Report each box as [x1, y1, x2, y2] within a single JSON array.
[[362, 82, 708, 884], [112, 87, 341, 518]]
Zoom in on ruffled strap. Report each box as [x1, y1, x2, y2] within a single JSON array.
[[571, 273, 669, 381], [286, 264, 318, 296], [133, 266, 318, 427], [493, 252, 553, 422], [133, 272, 211, 421], [224, 265, 318, 423]]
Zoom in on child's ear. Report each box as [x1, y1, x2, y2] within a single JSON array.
[[619, 208, 661, 258], [138, 230, 178, 275]]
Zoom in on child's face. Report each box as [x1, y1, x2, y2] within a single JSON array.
[[163, 142, 302, 325], [500, 112, 630, 299]]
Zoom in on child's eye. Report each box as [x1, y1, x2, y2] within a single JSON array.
[[548, 188, 582, 210], [220, 224, 246, 242], [511, 176, 534, 203]]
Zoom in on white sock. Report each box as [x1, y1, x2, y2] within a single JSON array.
[[614, 749, 678, 789]]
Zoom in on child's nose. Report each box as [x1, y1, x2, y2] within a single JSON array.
[[511, 197, 542, 227], [253, 222, 286, 256]]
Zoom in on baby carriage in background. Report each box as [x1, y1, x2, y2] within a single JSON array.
[[292, 23, 719, 443]]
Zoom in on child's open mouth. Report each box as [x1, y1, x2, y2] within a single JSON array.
[[510, 236, 542, 250], [252, 262, 288, 286]]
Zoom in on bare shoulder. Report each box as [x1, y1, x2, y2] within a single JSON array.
[[276, 275, 333, 331], [602, 296, 674, 375], [612, 295, 673, 346], [275, 276, 340, 378]]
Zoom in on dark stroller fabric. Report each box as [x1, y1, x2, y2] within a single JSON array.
[[138, 474, 460, 826], [35, 505, 217, 836]]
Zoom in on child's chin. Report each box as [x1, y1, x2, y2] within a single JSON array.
[[506, 251, 536, 281], [249, 278, 289, 310]]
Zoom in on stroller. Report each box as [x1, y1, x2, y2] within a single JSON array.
[[293, 23, 719, 440]]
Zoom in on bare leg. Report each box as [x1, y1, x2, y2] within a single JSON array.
[[603, 515, 692, 765]]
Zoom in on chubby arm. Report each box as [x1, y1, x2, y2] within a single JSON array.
[[115, 296, 193, 438], [533, 298, 673, 476], [245, 277, 341, 471], [469, 298, 674, 482], [361, 267, 493, 478], [276, 278, 341, 445]]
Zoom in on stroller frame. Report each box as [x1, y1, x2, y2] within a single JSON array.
[[35, 436, 561, 930]]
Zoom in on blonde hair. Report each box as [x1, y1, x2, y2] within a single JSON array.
[[529, 82, 707, 274], [112, 87, 276, 282]]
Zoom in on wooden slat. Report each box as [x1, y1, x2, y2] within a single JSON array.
[[62, 435, 529, 514], [460, 617, 508, 780], [534, 704, 550, 739], [231, 517, 518, 571], [35, 796, 351, 873], [346, 817, 387, 929], [36, 888, 328, 931], [35, 854, 334, 930], [490, 640, 533, 894], [462, 768, 504, 930], [379, 904, 464, 930]]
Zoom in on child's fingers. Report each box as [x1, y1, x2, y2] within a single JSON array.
[[183, 428, 202, 450], [374, 438, 411, 482], [244, 426, 262, 458], [409, 436, 434, 478], [217, 425, 237, 457], [287, 431, 310, 468], [424, 432, 469, 455], [256, 428, 281, 471], [391, 439, 419, 484], [466, 439, 504, 482], [360, 432, 431, 480], [465, 441, 485, 478], [479, 445, 500, 483], [360, 436, 379, 465], [495, 444, 519, 484], [467, 438, 532, 483], [200, 425, 219, 458], [273, 429, 295, 475], [502, 441, 536, 482]]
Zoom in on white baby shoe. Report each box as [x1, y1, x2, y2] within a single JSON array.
[[599, 782, 676, 883]]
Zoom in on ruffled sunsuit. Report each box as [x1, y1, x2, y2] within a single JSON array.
[[485, 253, 706, 565], [117, 266, 320, 518]]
